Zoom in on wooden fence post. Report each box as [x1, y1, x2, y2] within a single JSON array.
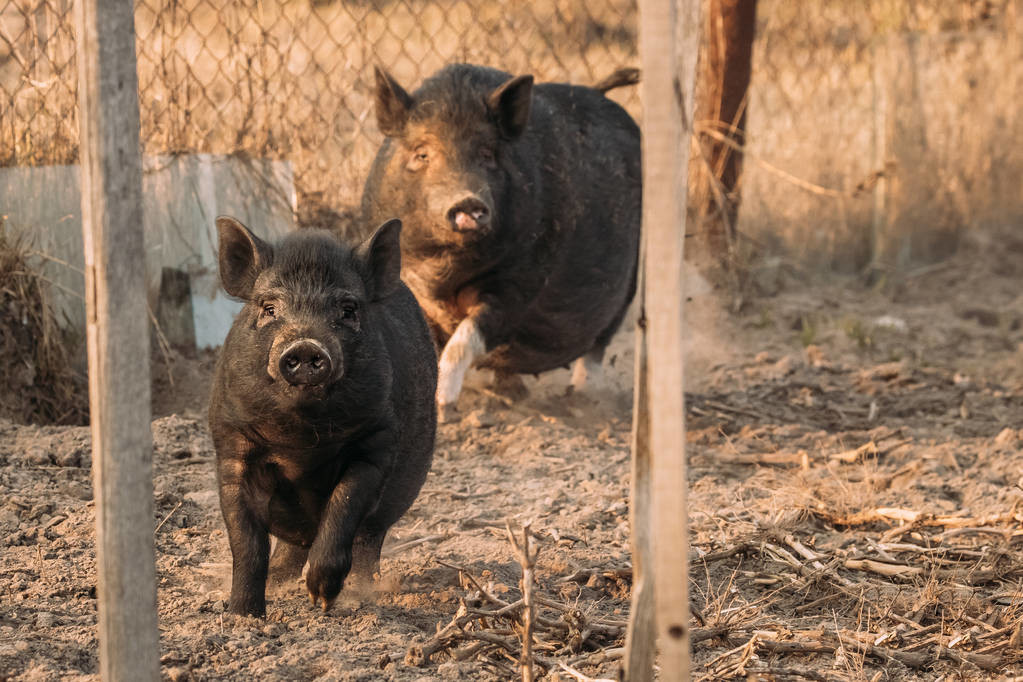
[[623, 273, 654, 679], [74, 0, 160, 679], [626, 0, 701, 679]]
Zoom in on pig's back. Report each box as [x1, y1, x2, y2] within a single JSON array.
[[484, 84, 641, 374]]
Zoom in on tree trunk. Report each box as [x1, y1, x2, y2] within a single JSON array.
[[689, 0, 758, 267]]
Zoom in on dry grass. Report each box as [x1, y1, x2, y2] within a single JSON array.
[[742, 0, 1023, 273], [687, 416, 1023, 677], [0, 217, 86, 424], [681, 234, 1023, 678], [398, 536, 628, 679]]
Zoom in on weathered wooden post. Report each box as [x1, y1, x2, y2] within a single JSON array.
[[625, 0, 701, 679], [691, 0, 758, 262], [74, 0, 160, 679]]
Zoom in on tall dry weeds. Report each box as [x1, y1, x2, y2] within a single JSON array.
[[0, 218, 87, 425]]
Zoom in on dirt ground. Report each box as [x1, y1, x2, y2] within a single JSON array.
[[2, 229, 1023, 681]]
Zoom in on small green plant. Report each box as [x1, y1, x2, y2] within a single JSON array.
[[799, 315, 817, 347], [843, 316, 872, 349]]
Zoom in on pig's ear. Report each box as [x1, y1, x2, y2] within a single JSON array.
[[487, 74, 533, 139], [216, 216, 273, 300], [357, 218, 403, 300], [374, 66, 413, 137]]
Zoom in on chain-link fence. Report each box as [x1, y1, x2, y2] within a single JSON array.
[[744, 0, 1023, 272], [0, 0, 638, 233], [3, 0, 1022, 271]]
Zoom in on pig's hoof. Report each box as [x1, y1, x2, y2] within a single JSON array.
[[438, 403, 461, 424], [305, 556, 349, 611]]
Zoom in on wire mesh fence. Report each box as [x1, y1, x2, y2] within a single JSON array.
[[744, 0, 1023, 271], [0, 0, 638, 233], [2, 0, 1022, 269]]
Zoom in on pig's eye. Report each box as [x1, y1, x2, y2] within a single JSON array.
[[479, 146, 496, 167], [407, 146, 429, 172], [335, 302, 359, 330], [261, 303, 276, 318]]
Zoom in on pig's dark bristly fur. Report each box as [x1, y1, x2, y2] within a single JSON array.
[[361, 63, 640, 414], [208, 216, 437, 617]]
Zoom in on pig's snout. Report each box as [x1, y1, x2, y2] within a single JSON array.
[[278, 339, 333, 386], [447, 196, 491, 232]]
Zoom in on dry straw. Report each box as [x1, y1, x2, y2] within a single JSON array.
[[0, 217, 87, 424]]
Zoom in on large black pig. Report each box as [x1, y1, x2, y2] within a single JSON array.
[[361, 64, 641, 422], [207, 216, 437, 617]]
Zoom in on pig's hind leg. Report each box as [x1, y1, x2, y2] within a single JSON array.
[[267, 538, 309, 592], [570, 346, 605, 394], [348, 529, 387, 587], [571, 290, 633, 394]]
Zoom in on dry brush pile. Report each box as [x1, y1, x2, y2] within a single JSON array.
[[684, 297, 1023, 680], [0, 219, 86, 425]]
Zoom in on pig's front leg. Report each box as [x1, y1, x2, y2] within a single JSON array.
[[436, 297, 525, 422], [215, 432, 271, 617], [436, 316, 486, 423], [305, 434, 393, 610]]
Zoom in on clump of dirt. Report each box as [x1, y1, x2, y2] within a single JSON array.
[[0, 222, 87, 425]]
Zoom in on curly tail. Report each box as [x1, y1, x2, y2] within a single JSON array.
[[592, 67, 641, 94]]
